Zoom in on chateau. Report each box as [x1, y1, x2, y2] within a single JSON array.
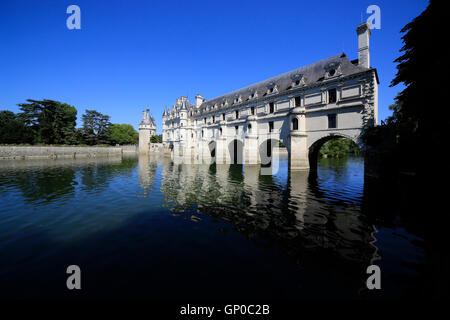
[[143, 22, 378, 170]]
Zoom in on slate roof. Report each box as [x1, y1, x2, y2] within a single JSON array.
[[141, 110, 156, 126], [198, 53, 370, 111]]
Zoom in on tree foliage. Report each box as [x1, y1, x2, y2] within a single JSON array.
[[81, 110, 112, 145], [17, 99, 77, 144], [319, 138, 360, 158], [363, 1, 446, 174], [0, 111, 34, 144], [150, 134, 162, 143], [107, 124, 139, 145]]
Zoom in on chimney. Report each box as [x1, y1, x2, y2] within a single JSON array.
[[195, 94, 204, 107], [356, 22, 371, 68]]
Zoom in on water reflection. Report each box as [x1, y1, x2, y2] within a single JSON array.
[[0, 154, 427, 299], [155, 155, 378, 268]]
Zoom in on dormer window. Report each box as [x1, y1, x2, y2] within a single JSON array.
[[324, 62, 342, 79], [294, 96, 301, 107], [290, 73, 305, 87], [267, 83, 278, 95]]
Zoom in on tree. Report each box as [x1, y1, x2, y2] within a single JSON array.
[[81, 110, 111, 145], [0, 110, 34, 144], [17, 99, 77, 144], [107, 124, 139, 145], [388, 0, 447, 170], [319, 138, 360, 158], [150, 134, 162, 143]]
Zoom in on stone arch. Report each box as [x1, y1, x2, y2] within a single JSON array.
[[208, 140, 216, 160], [228, 139, 244, 164], [259, 137, 281, 166], [308, 133, 362, 170]]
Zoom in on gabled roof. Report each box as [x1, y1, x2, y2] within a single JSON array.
[[199, 53, 370, 110]]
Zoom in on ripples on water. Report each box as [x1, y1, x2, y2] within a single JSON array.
[[0, 154, 426, 299]]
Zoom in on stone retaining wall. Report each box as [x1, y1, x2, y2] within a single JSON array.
[[0, 146, 133, 160]]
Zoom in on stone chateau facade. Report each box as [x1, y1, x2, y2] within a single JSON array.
[[147, 22, 378, 169]]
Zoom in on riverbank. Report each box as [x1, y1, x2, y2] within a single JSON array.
[[0, 145, 138, 160]]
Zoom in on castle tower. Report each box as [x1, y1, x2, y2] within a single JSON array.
[[139, 108, 157, 153]]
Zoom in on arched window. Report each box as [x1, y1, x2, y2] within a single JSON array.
[[248, 124, 252, 133], [292, 118, 298, 131], [219, 128, 222, 136]]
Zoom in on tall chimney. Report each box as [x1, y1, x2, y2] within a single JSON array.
[[195, 94, 204, 107], [356, 22, 371, 68]]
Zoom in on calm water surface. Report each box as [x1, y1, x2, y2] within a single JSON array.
[[0, 154, 427, 299]]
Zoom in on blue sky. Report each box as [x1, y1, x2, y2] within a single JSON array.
[[0, 0, 428, 133]]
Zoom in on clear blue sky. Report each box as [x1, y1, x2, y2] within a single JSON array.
[[0, 0, 428, 133]]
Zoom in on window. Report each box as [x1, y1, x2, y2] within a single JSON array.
[[235, 110, 239, 119], [251, 107, 255, 115], [295, 80, 300, 86], [222, 113, 225, 121], [213, 115, 215, 123], [294, 96, 301, 107], [219, 128, 222, 136], [201, 130, 204, 137], [248, 124, 252, 133], [204, 117, 206, 124], [269, 121, 274, 133], [269, 102, 274, 113], [328, 114, 337, 128], [292, 118, 298, 130], [328, 88, 337, 103], [235, 126, 239, 135]]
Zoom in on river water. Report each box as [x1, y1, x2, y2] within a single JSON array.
[[0, 154, 429, 300]]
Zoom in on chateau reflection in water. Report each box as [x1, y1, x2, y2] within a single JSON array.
[[137, 154, 379, 269]]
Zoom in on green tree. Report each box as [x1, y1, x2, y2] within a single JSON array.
[[17, 99, 77, 144], [150, 134, 162, 143], [107, 124, 139, 145], [319, 138, 360, 158], [81, 110, 111, 145], [0, 110, 34, 144]]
